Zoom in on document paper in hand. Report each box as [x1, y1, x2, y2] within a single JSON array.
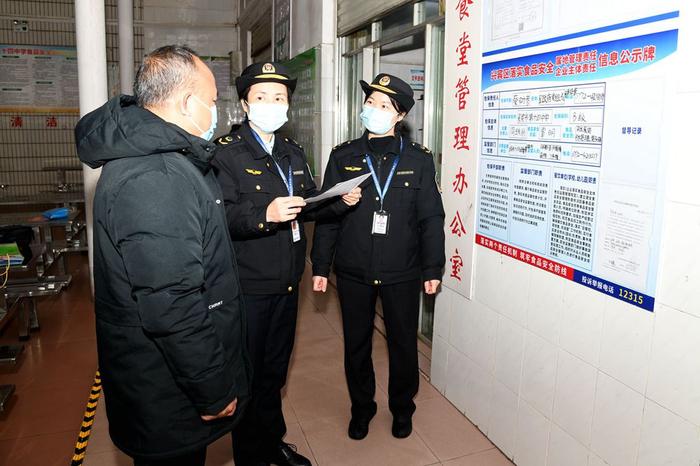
[[304, 173, 371, 204]]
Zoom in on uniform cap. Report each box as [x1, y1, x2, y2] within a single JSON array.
[[359, 73, 415, 112], [235, 62, 297, 99]]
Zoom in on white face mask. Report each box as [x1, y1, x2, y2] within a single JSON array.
[[189, 95, 217, 141], [360, 105, 397, 135], [247, 102, 289, 133]]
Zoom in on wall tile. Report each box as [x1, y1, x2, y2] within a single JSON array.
[[552, 350, 597, 446], [494, 314, 525, 394], [527, 267, 564, 344], [521, 330, 558, 417], [463, 300, 498, 373], [445, 348, 471, 414], [560, 282, 606, 366], [647, 304, 700, 425], [515, 398, 551, 466], [547, 423, 589, 466], [433, 287, 454, 341], [493, 256, 531, 325], [488, 381, 519, 459], [598, 298, 653, 394], [464, 356, 494, 434], [637, 399, 700, 466], [656, 202, 700, 316], [430, 336, 450, 394], [590, 372, 644, 466]]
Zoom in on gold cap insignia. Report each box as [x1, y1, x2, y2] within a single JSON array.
[[262, 63, 276, 73], [379, 75, 391, 86]]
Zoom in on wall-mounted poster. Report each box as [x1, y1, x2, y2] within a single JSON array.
[[477, 11, 679, 311], [0, 45, 78, 113], [283, 47, 316, 174]]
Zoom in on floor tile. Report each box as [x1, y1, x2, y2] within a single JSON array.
[[441, 448, 514, 465], [413, 397, 494, 461], [0, 430, 78, 466], [301, 408, 439, 466]]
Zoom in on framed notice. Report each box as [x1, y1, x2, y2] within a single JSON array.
[[477, 12, 680, 311], [0, 45, 78, 113]]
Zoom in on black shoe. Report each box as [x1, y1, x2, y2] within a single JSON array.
[[267, 442, 311, 466], [348, 410, 376, 440], [391, 417, 412, 438]]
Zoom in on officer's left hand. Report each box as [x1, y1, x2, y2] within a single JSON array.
[[424, 280, 441, 295], [341, 187, 362, 206]]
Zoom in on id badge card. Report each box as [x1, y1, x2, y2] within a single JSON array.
[[372, 211, 390, 236], [291, 220, 301, 242]]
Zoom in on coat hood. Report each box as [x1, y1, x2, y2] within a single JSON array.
[[75, 95, 216, 170]]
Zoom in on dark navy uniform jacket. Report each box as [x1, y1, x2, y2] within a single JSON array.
[[212, 121, 347, 295], [311, 132, 446, 285]]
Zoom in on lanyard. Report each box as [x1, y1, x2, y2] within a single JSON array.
[[273, 160, 293, 196], [365, 137, 403, 210], [251, 128, 293, 196]]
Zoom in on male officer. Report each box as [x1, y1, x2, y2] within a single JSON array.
[[212, 62, 360, 466]]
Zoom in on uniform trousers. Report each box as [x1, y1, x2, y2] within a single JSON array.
[[231, 292, 298, 465], [336, 276, 421, 421]]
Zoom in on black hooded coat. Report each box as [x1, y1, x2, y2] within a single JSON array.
[[75, 95, 251, 459]]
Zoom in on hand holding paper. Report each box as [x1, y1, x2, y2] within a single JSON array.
[[341, 187, 362, 206], [304, 173, 371, 204]]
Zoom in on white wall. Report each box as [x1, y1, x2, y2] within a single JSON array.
[[141, 0, 238, 137], [432, 2, 700, 466], [142, 0, 236, 56]]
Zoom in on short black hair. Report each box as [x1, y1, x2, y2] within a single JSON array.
[[134, 45, 200, 107]]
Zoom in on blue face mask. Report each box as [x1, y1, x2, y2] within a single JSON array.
[[247, 102, 289, 134], [190, 95, 217, 141], [360, 105, 397, 135]]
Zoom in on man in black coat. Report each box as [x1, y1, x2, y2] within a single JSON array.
[[75, 45, 251, 466]]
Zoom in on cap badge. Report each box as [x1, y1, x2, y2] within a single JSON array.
[[262, 63, 276, 73], [379, 75, 391, 86]]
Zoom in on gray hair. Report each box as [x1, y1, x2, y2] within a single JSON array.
[[134, 45, 200, 107]]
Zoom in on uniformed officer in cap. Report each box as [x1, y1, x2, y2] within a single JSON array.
[[211, 62, 361, 466], [311, 73, 445, 441]]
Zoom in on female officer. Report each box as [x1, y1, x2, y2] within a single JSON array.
[[212, 62, 360, 466], [311, 73, 445, 440]]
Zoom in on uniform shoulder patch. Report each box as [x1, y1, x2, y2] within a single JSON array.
[[215, 134, 243, 146], [410, 141, 432, 155]]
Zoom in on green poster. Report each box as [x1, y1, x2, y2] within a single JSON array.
[[283, 48, 317, 175]]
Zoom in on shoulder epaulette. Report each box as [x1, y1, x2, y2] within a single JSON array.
[[215, 134, 243, 146], [332, 140, 353, 151], [283, 136, 303, 151], [410, 141, 432, 155]]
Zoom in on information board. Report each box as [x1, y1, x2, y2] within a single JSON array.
[[0, 45, 78, 113], [477, 13, 679, 311]]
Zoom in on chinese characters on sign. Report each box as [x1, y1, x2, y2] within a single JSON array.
[[440, 0, 482, 298], [476, 26, 679, 311], [450, 249, 464, 281], [0, 45, 79, 113]]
